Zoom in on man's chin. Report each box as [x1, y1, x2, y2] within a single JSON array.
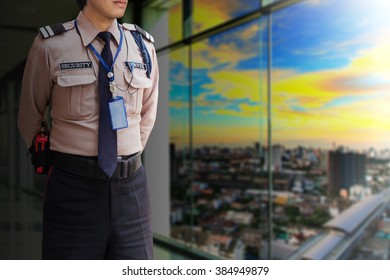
[[114, 12, 126, 19]]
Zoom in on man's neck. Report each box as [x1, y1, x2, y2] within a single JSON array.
[[82, 10, 114, 32]]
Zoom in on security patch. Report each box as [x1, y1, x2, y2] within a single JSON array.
[[60, 61, 92, 70], [125, 61, 147, 72]]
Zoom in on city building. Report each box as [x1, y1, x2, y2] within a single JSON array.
[[328, 148, 367, 195]]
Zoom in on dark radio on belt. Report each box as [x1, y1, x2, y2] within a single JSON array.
[[28, 124, 51, 174]]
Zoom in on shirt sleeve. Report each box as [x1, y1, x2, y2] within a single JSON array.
[[140, 42, 159, 150], [17, 35, 53, 147]]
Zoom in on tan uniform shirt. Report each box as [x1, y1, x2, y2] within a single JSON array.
[[18, 12, 159, 157]]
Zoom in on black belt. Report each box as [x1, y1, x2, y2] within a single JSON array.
[[51, 151, 142, 180]]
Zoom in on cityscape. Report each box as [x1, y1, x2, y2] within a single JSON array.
[[169, 142, 390, 259], [167, 0, 390, 259]]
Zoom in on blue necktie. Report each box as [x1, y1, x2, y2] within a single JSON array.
[[97, 32, 117, 178]]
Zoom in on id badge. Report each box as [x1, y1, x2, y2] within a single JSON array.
[[108, 96, 128, 130]]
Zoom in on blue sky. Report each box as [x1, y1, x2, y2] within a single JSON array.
[[169, 0, 390, 150]]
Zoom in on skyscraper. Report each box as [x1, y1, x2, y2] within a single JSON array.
[[328, 149, 366, 195]]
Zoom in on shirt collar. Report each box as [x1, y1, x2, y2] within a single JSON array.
[[76, 12, 122, 47]]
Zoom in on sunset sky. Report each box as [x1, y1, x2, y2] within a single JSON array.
[[169, 0, 390, 151]]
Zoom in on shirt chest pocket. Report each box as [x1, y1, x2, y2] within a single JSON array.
[[53, 74, 97, 121], [123, 70, 152, 117]]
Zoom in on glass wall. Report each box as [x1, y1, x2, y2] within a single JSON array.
[[190, 20, 267, 259], [192, 0, 260, 34], [145, 0, 390, 259], [169, 47, 191, 243], [271, 0, 390, 259]]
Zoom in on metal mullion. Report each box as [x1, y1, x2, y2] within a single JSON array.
[[266, 13, 273, 261]]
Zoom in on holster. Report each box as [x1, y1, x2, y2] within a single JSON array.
[[29, 127, 51, 174]]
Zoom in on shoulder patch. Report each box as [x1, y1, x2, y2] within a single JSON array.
[[38, 21, 74, 39], [122, 23, 154, 44]]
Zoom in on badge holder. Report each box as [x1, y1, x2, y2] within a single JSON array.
[[108, 81, 128, 130]]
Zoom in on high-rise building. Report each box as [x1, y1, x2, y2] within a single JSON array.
[[328, 149, 366, 195]]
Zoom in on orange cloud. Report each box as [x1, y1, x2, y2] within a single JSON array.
[[272, 43, 390, 150]]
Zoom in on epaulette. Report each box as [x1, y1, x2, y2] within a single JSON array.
[[122, 23, 154, 44], [38, 21, 74, 39]]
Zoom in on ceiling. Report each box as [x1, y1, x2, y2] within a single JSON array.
[[0, 0, 80, 78], [0, 0, 145, 79]]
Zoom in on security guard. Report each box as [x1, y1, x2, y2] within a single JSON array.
[[17, 0, 159, 259]]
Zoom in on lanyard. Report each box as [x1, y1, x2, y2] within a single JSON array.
[[74, 19, 123, 82]]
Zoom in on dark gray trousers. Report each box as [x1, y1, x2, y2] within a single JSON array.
[[42, 165, 153, 260]]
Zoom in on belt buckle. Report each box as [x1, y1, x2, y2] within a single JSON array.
[[114, 153, 139, 180], [114, 158, 129, 180]]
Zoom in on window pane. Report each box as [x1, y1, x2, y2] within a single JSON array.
[[169, 47, 191, 242], [192, 0, 260, 34], [272, 0, 390, 259], [169, 18, 268, 259]]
